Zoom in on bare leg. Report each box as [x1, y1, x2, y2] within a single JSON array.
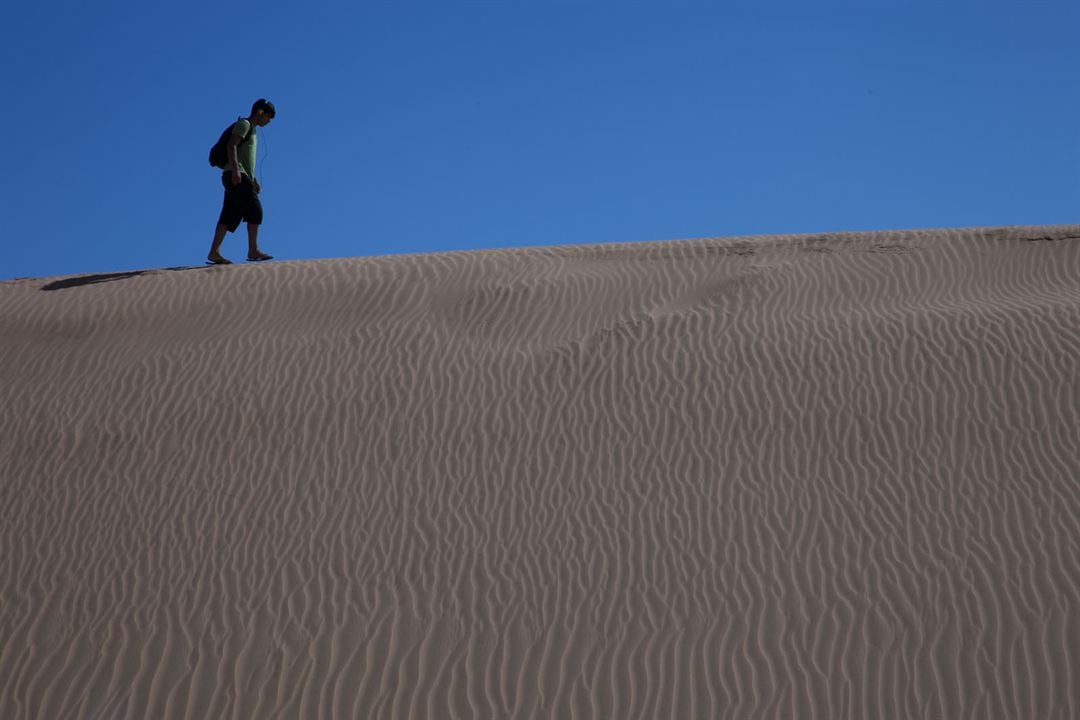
[[207, 224, 232, 264], [247, 223, 272, 261]]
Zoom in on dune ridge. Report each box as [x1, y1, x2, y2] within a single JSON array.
[[2, 224, 1080, 719]]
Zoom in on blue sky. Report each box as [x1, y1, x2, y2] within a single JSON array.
[[3, 1, 1078, 280]]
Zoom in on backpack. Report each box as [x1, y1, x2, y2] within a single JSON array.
[[208, 117, 254, 169]]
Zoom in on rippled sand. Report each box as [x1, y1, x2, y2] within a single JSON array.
[[2, 225, 1080, 719]]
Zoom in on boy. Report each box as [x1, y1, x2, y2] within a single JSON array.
[[207, 99, 276, 264]]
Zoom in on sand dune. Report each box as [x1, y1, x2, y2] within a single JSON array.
[[2, 224, 1080, 719]]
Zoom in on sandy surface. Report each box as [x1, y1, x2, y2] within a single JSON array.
[[2, 225, 1080, 719]]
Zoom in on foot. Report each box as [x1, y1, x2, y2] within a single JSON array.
[[247, 251, 273, 262], [206, 253, 233, 265]]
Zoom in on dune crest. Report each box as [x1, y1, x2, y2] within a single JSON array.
[[2, 225, 1080, 719]]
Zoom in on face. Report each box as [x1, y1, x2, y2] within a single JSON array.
[[256, 110, 274, 127]]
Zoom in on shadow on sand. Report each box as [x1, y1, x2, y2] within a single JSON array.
[[40, 266, 203, 291]]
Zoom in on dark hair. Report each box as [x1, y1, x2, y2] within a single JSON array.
[[251, 99, 276, 118]]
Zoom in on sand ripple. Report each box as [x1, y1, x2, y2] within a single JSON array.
[[2, 225, 1080, 718]]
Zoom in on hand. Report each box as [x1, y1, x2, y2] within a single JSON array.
[[253, 179, 261, 194], [231, 171, 242, 186]]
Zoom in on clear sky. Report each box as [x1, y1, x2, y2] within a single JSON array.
[[3, 1, 1078, 280]]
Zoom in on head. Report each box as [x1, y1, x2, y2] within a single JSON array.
[[250, 99, 276, 127]]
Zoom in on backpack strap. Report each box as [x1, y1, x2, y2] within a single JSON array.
[[238, 116, 255, 143]]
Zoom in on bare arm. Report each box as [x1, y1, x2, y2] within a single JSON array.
[[227, 133, 244, 183]]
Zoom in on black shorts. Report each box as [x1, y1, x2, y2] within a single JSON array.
[[217, 173, 263, 232]]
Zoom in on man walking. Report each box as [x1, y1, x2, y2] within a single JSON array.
[[208, 99, 276, 264]]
